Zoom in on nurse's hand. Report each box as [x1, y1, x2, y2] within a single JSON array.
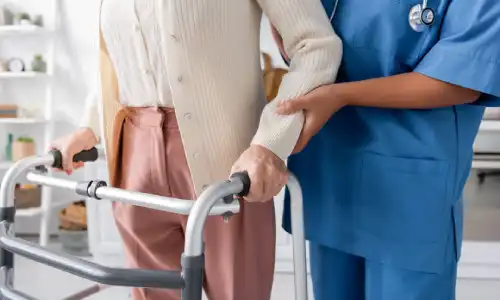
[[50, 127, 99, 175], [231, 145, 288, 203], [276, 85, 345, 153]]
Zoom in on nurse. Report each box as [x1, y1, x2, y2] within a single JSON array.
[[272, 0, 500, 299]]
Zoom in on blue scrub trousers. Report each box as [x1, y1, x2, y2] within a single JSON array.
[[310, 242, 457, 300]]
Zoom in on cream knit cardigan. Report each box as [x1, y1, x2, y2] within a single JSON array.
[[85, 0, 342, 195]]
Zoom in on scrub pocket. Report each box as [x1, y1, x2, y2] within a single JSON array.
[[356, 153, 450, 244]]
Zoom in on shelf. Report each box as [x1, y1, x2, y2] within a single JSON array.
[[0, 25, 52, 36], [472, 160, 500, 170], [0, 72, 48, 79], [479, 120, 500, 132], [16, 206, 43, 217], [16, 199, 76, 217], [0, 117, 47, 124]]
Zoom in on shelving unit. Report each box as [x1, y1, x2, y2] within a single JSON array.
[[0, 71, 48, 79], [479, 120, 500, 132], [0, 117, 47, 124], [0, 24, 52, 36], [0, 0, 59, 246]]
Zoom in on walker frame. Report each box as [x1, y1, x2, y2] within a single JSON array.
[[0, 148, 308, 300]]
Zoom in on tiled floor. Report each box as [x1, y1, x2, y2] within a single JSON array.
[[9, 170, 500, 299]]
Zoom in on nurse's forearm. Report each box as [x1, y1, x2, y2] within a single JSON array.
[[337, 72, 481, 108]]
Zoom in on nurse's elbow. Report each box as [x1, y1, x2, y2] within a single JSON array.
[[459, 89, 481, 104], [446, 83, 481, 104]]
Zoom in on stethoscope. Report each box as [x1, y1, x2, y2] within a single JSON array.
[[408, 0, 436, 32], [328, 0, 435, 32]]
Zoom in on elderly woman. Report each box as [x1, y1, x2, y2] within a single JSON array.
[[51, 0, 342, 299]]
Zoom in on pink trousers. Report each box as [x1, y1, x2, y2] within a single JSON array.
[[111, 107, 276, 300]]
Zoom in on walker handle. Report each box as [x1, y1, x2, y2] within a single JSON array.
[[50, 147, 99, 169], [230, 172, 251, 197]]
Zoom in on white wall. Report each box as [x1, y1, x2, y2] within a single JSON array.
[[260, 15, 287, 69]]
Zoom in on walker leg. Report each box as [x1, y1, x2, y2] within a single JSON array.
[[61, 284, 110, 300], [288, 174, 308, 300], [0, 206, 15, 287], [181, 254, 204, 300]]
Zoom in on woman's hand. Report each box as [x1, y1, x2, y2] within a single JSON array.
[[276, 84, 346, 153], [50, 127, 99, 175], [231, 145, 288, 202]]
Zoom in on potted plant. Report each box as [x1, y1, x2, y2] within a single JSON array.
[[14, 12, 31, 25], [12, 136, 36, 162], [31, 54, 46, 73]]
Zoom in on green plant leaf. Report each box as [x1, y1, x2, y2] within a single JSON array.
[[16, 136, 34, 143]]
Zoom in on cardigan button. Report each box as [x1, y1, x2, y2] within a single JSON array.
[[177, 75, 183, 82], [193, 152, 200, 160], [184, 113, 192, 120]]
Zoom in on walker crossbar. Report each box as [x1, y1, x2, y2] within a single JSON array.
[[0, 223, 185, 288], [0, 148, 308, 300]]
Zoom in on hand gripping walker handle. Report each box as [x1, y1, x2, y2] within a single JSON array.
[[230, 171, 251, 197], [50, 147, 99, 169]]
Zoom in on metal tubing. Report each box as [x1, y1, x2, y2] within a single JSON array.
[[184, 179, 245, 256], [60, 284, 109, 300], [0, 286, 36, 300], [288, 174, 308, 300], [26, 173, 240, 216], [0, 267, 35, 300], [0, 223, 185, 289], [3, 153, 307, 299], [26, 173, 78, 191], [95, 186, 240, 216], [180, 255, 205, 300], [0, 155, 54, 208]]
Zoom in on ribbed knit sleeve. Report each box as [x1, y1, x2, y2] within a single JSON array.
[[251, 0, 342, 161], [80, 84, 102, 142]]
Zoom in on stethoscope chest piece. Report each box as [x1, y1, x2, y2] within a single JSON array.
[[409, 3, 435, 32]]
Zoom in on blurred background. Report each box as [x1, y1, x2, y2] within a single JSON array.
[[0, 0, 499, 299]]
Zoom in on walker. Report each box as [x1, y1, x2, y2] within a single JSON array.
[[0, 148, 308, 300]]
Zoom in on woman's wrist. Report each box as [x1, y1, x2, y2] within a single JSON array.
[[77, 127, 99, 147]]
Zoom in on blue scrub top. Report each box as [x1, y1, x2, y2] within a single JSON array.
[[283, 0, 500, 274]]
